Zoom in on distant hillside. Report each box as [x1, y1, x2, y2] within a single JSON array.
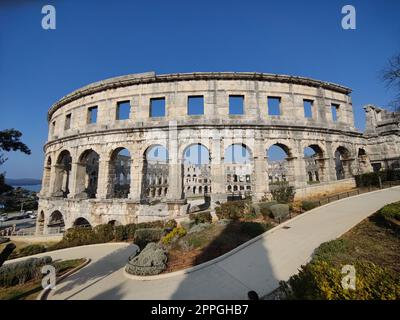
[[5, 178, 42, 186]]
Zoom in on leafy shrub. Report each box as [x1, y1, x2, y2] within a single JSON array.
[[114, 225, 127, 241], [180, 220, 195, 232], [215, 200, 252, 220], [271, 185, 295, 203], [0, 256, 52, 287], [189, 212, 212, 224], [161, 226, 187, 245], [51, 227, 98, 250], [125, 223, 137, 240], [280, 260, 400, 300], [301, 200, 319, 212], [125, 242, 167, 276], [165, 219, 177, 230], [258, 201, 278, 219], [0, 237, 10, 244], [312, 239, 350, 262], [17, 244, 47, 257], [93, 224, 114, 243], [134, 228, 165, 249], [270, 204, 290, 220], [355, 169, 400, 188]]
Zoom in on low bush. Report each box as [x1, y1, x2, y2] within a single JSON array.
[[280, 260, 400, 300], [125, 224, 137, 240], [17, 244, 47, 257], [355, 169, 400, 188], [93, 224, 114, 243], [134, 228, 165, 249], [161, 226, 187, 245], [189, 212, 212, 224], [215, 200, 252, 220], [378, 201, 400, 222], [270, 204, 290, 220], [258, 201, 278, 219], [114, 225, 127, 241], [271, 185, 295, 203], [125, 242, 167, 276], [0, 237, 10, 245], [301, 200, 320, 212], [0, 256, 52, 288]]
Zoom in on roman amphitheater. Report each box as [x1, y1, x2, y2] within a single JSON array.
[[36, 72, 400, 234]]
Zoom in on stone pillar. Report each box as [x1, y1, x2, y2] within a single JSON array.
[[129, 153, 144, 202], [166, 121, 185, 203], [96, 158, 111, 199], [292, 155, 308, 189], [210, 132, 227, 205], [325, 142, 338, 182], [253, 137, 269, 201]]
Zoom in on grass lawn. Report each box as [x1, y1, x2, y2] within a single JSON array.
[[165, 220, 272, 272], [0, 258, 85, 300]]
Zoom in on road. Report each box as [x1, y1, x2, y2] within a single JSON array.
[[7, 186, 400, 300]]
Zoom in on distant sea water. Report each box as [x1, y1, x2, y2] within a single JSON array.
[[12, 184, 42, 192]]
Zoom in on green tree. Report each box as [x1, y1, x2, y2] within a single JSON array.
[[0, 129, 31, 194]]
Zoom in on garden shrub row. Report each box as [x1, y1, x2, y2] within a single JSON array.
[[354, 169, 400, 188], [215, 199, 255, 220], [189, 212, 212, 224], [0, 256, 52, 288], [301, 200, 320, 212]]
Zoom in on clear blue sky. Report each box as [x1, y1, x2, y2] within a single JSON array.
[[0, 0, 399, 179]]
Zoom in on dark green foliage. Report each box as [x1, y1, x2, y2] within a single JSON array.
[[125, 223, 137, 240], [215, 199, 252, 220], [17, 244, 46, 257], [270, 204, 290, 220], [93, 224, 114, 243], [354, 169, 400, 188], [114, 225, 127, 241], [271, 185, 295, 203], [0, 237, 10, 245], [378, 201, 400, 221], [258, 201, 278, 219], [301, 200, 319, 212], [0, 256, 51, 288], [134, 228, 165, 249], [165, 219, 178, 230], [189, 212, 212, 224]]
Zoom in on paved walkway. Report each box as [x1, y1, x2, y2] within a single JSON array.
[[29, 186, 400, 299]]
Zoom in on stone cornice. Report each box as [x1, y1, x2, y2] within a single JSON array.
[[47, 72, 352, 121]]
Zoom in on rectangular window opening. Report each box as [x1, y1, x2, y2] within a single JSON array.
[[303, 100, 313, 118], [268, 97, 281, 116], [150, 97, 166, 117], [88, 106, 98, 124], [188, 96, 204, 115], [65, 114, 71, 130], [331, 104, 339, 122], [229, 95, 244, 115], [116, 101, 130, 120], [51, 121, 56, 134]]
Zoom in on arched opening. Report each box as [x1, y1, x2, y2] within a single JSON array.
[[53, 150, 72, 198], [73, 217, 92, 229], [183, 143, 211, 199], [142, 145, 169, 202], [267, 143, 293, 191], [225, 143, 253, 199], [335, 146, 353, 180], [109, 148, 131, 198], [48, 210, 65, 234], [304, 145, 325, 183], [76, 149, 100, 198]]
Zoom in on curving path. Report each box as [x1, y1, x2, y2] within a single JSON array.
[[16, 186, 400, 300]]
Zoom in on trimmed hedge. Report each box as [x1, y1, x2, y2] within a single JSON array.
[[215, 200, 253, 220], [270, 204, 290, 220], [301, 200, 320, 212], [134, 228, 165, 249], [258, 201, 278, 219], [355, 169, 400, 188], [125, 242, 167, 276], [0, 256, 52, 287]]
